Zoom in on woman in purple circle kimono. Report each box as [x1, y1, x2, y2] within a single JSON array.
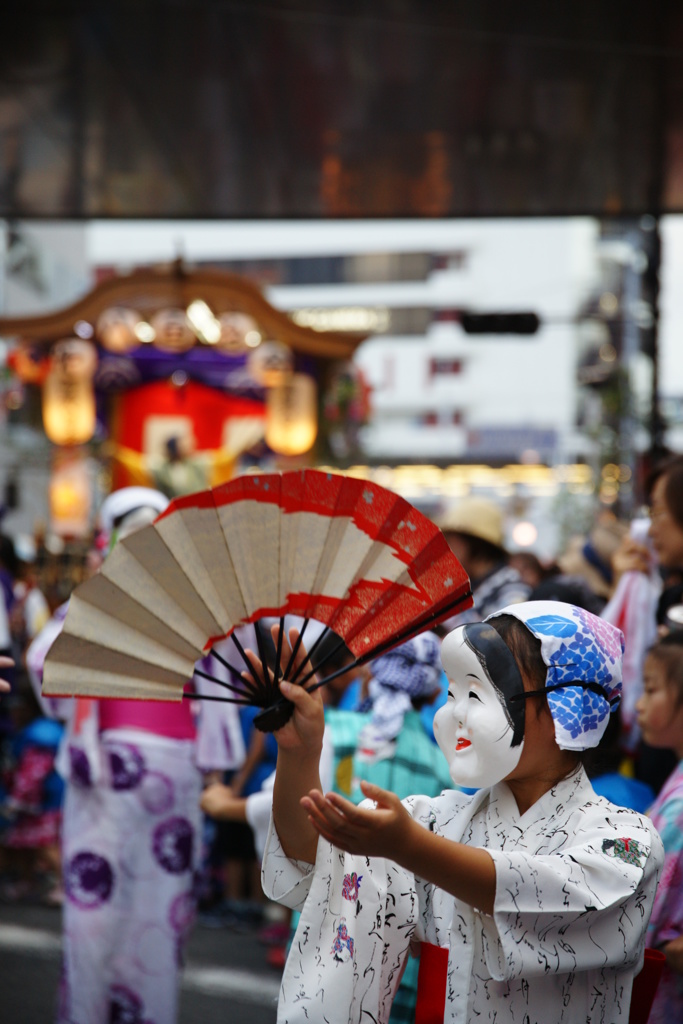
[[25, 489, 247, 1024]]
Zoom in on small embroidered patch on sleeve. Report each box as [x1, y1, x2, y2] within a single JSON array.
[[602, 837, 647, 868], [332, 917, 355, 961], [342, 871, 362, 901]]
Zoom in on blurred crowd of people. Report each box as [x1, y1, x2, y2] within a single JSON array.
[[1, 454, 683, 1021]]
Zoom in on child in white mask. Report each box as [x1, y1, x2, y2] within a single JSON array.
[[259, 602, 664, 1024]]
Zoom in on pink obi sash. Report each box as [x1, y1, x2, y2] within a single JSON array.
[[98, 695, 196, 740]]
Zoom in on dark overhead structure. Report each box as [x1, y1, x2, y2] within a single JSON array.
[[0, 0, 679, 219]]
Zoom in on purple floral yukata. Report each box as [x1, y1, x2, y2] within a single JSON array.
[[57, 731, 201, 1024]]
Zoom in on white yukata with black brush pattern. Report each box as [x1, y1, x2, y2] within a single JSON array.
[[262, 766, 662, 1024]]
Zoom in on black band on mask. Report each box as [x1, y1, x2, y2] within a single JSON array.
[[509, 680, 621, 710], [462, 622, 526, 746]]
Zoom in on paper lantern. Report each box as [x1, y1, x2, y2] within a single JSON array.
[[265, 373, 318, 456], [150, 308, 195, 353], [96, 306, 141, 353], [248, 340, 294, 387], [42, 339, 98, 446], [49, 451, 92, 538]]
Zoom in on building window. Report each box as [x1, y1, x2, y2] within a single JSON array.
[[420, 410, 463, 427], [429, 357, 463, 377]]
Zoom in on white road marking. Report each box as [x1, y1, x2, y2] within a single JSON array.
[[183, 965, 280, 1003], [0, 924, 281, 1005], [0, 924, 61, 956]]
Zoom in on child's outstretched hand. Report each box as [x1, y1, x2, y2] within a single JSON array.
[[0, 656, 13, 693], [301, 780, 416, 860]]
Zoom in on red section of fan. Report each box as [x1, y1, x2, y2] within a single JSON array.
[[163, 469, 471, 656], [42, 469, 473, 730]]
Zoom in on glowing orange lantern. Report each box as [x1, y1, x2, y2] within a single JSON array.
[[42, 339, 98, 446], [265, 373, 318, 456], [49, 451, 92, 537]]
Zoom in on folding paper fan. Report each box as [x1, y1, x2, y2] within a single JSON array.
[[42, 469, 473, 731]]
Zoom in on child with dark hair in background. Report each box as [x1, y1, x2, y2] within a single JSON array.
[[636, 633, 683, 1021]]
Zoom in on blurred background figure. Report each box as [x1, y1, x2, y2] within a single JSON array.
[[506, 550, 547, 591], [0, 533, 18, 621], [0, 536, 16, 742], [199, 629, 279, 931], [555, 515, 628, 612], [0, 685, 64, 904], [109, 419, 266, 499], [25, 486, 246, 1024], [602, 517, 661, 757], [9, 534, 50, 671], [635, 632, 683, 1023], [509, 516, 628, 617], [0, 531, 53, 884], [434, 496, 531, 630], [328, 632, 450, 801], [153, 435, 210, 499], [606, 454, 683, 794], [508, 548, 606, 614]]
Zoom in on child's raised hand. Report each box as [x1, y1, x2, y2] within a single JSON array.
[[244, 626, 325, 756], [276, 676, 325, 753], [301, 780, 415, 860]]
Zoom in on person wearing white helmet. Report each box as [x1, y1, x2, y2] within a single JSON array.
[[97, 485, 170, 539]]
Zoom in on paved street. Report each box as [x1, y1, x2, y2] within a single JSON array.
[[0, 902, 281, 1023]]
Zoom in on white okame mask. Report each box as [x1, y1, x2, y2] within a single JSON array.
[[434, 624, 526, 789]]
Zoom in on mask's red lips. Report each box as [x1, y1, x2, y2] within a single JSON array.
[[456, 737, 471, 751]]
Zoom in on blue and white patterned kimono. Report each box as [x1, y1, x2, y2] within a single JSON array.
[[262, 767, 663, 1024]]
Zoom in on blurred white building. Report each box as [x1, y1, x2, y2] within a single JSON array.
[[79, 217, 600, 467], [0, 216, 675, 557]]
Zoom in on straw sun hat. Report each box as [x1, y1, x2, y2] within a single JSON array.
[[435, 496, 506, 551]]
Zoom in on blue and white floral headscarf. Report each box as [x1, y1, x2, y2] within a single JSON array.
[[486, 601, 623, 751]]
